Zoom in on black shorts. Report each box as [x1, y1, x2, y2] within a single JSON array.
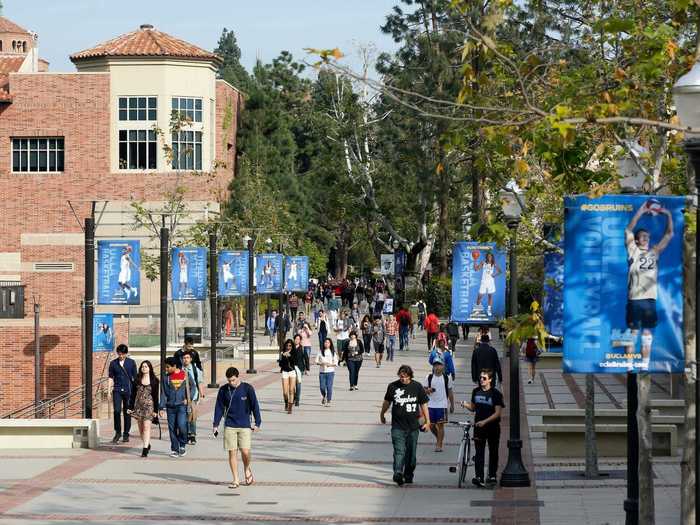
[[374, 343, 384, 354], [626, 299, 658, 330]]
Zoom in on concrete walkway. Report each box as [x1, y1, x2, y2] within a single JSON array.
[[0, 329, 684, 524]]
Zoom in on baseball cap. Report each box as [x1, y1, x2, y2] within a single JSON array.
[[433, 357, 444, 365]]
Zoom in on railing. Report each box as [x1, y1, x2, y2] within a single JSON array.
[[2, 343, 237, 419]]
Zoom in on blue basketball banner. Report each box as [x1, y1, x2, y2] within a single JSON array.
[[543, 249, 564, 338], [563, 195, 685, 373], [93, 313, 114, 352], [451, 241, 506, 324], [256, 253, 283, 294], [284, 256, 309, 292], [218, 251, 249, 297], [97, 240, 140, 305], [172, 247, 207, 301]]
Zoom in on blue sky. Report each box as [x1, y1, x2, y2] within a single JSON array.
[[5, 0, 400, 75]]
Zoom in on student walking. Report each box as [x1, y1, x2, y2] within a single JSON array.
[[360, 315, 372, 354], [317, 310, 330, 350], [380, 365, 430, 486], [446, 321, 460, 354], [416, 300, 427, 330], [372, 317, 386, 367], [471, 333, 502, 387], [335, 310, 351, 355], [316, 338, 338, 406], [173, 336, 203, 371], [521, 337, 541, 384], [424, 311, 440, 350], [299, 321, 313, 362], [422, 358, 454, 452], [108, 344, 137, 444], [266, 310, 278, 345], [396, 306, 412, 351], [429, 340, 456, 381], [127, 360, 159, 457], [213, 367, 262, 489], [278, 339, 299, 414], [159, 357, 196, 458], [462, 368, 504, 487], [182, 350, 204, 444], [293, 334, 310, 407], [384, 314, 398, 362], [341, 331, 364, 390]]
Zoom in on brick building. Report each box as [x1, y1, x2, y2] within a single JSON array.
[[0, 18, 241, 414]]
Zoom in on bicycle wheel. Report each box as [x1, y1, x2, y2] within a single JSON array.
[[457, 438, 468, 488], [460, 435, 471, 486]]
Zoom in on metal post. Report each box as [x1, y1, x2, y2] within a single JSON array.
[[278, 243, 285, 350], [247, 239, 256, 374], [208, 232, 219, 387], [160, 227, 168, 378], [500, 220, 531, 487], [624, 372, 639, 524], [84, 217, 95, 419], [34, 302, 40, 412]]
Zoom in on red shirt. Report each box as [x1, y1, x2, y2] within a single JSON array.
[[425, 313, 440, 334]]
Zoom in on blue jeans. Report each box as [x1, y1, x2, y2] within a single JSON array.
[[112, 389, 132, 436], [295, 381, 302, 406], [399, 325, 409, 350], [346, 359, 362, 387], [391, 427, 419, 480], [387, 335, 396, 361], [318, 332, 327, 350], [303, 346, 311, 361], [166, 405, 188, 452], [319, 371, 335, 401]]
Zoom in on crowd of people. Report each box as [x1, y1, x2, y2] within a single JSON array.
[[106, 284, 543, 491]]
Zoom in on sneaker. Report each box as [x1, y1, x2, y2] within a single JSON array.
[[325, 402, 331, 407], [354, 386, 359, 391], [349, 387, 354, 391], [472, 477, 485, 488], [169, 451, 179, 458], [179, 449, 187, 457], [487, 476, 497, 485], [393, 473, 405, 486], [527, 379, 533, 384], [321, 398, 326, 406]]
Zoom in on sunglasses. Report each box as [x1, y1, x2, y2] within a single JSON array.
[[479, 376, 490, 381]]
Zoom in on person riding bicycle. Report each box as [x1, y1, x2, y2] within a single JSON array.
[[461, 368, 504, 487]]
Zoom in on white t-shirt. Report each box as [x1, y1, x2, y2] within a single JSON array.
[[422, 372, 453, 409]]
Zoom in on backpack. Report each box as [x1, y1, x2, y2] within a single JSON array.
[[428, 372, 450, 393], [525, 338, 538, 358]]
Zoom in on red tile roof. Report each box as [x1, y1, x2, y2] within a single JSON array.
[[0, 17, 30, 34], [0, 56, 25, 75], [70, 24, 222, 63]]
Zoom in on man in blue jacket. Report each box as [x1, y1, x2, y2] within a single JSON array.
[[108, 344, 137, 443], [159, 357, 197, 458], [213, 367, 261, 489]]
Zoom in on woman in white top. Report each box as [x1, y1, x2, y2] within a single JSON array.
[[474, 253, 502, 317], [316, 338, 338, 406]]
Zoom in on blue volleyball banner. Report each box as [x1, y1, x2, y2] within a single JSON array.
[[218, 251, 249, 297], [93, 313, 114, 352], [450, 241, 506, 324], [172, 247, 208, 301], [256, 254, 283, 294], [97, 240, 140, 305], [543, 249, 564, 338], [563, 195, 685, 373], [284, 256, 309, 292]]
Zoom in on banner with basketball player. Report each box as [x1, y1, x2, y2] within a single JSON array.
[[256, 253, 283, 294], [171, 247, 208, 301], [450, 241, 506, 324], [97, 240, 140, 305], [284, 256, 309, 292], [563, 195, 685, 373], [218, 251, 249, 297]]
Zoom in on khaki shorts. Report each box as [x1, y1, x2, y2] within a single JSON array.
[[224, 427, 252, 450]]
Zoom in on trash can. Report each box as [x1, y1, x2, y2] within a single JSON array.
[[184, 326, 202, 344]]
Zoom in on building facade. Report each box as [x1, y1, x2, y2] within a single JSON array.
[[0, 19, 240, 414]]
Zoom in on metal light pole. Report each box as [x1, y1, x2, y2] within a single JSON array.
[[84, 217, 95, 419], [246, 237, 256, 374], [208, 231, 219, 388], [34, 302, 40, 412], [673, 65, 700, 525], [264, 238, 272, 336], [499, 185, 530, 487], [160, 227, 169, 378]]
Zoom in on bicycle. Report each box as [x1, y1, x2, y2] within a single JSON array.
[[448, 420, 473, 488]]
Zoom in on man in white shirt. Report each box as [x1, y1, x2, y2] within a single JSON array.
[[422, 359, 454, 452]]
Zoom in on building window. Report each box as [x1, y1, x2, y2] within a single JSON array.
[[0, 282, 24, 319], [119, 130, 157, 170], [118, 96, 157, 121], [171, 97, 202, 123], [12, 138, 65, 172], [172, 131, 202, 170]]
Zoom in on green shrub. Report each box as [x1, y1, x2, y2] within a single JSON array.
[[424, 276, 452, 317]]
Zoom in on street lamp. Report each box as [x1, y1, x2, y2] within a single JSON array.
[[672, 62, 700, 525], [498, 183, 531, 487], [242, 235, 256, 374], [264, 238, 273, 336]]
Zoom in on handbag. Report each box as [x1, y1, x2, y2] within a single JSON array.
[[184, 373, 197, 423]]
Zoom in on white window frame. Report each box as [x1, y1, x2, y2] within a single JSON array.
[[171, 130, 203, 170], [118, 96, 158, 122], [118, 129, 158, 171]]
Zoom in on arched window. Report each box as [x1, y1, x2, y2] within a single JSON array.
[[22, 42, 26, 52], [11, 41, 15, 51]]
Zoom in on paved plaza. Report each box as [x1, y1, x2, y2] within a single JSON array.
[[0, 331, 683, 524]]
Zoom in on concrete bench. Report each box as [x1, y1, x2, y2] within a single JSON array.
[[649, 399, 685, 417], [529, 408, 683, 430], [531, 423, 677, 457], [535, 352, 562, 369], [0, 419, 100, 449]]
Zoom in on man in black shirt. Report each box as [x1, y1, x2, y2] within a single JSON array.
[[463, 368, 504, 487], [380, 365, 430, 486], [471, 333, 502, 387]]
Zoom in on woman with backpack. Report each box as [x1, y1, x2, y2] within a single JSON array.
[[521, 337, 541, 384]]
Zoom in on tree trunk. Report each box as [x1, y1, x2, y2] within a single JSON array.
[[637, 373, 655, 524], [584, 374, 599, 478], [437, 172, 450, 277], [334, 226, 351, 279], [681, 194, 696, 525]]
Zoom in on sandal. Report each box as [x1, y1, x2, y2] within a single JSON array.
[[245, 469, 255, 486], [228, 481, 240, 489]]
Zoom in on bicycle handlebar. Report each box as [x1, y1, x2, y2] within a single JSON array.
[[450, 421, 472, 427]]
